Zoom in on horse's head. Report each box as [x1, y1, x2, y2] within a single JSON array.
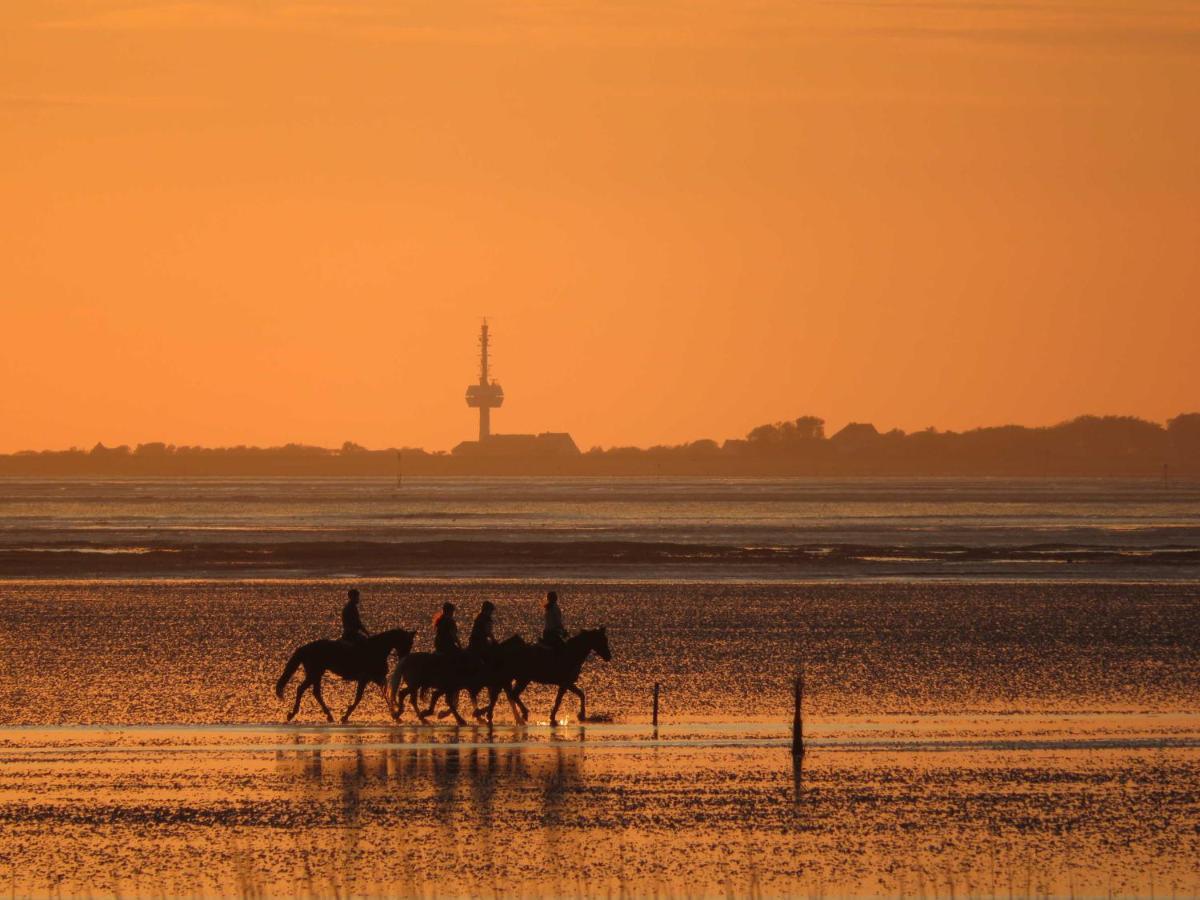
[[366, 629, 416, 686], [371, 629, 416, 657], [583, 626, 612, 662], [388, 629, 416, 658]]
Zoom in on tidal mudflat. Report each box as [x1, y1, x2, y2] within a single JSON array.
[[1, 580, 1198, 895], [2, 717, 1198, 897]]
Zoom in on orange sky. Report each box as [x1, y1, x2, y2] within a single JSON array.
[[2, 0, 1198, 453]]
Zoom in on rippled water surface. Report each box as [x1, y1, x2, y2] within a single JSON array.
[[2, 721, 1198, 897], [1, 476, 1197, 580]]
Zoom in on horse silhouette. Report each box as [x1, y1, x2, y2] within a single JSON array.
[[389, 637, 525, 725], [485, 627, 612, 723], [276, 628, 416, 723]]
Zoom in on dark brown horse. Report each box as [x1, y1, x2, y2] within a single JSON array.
[[485, 628, 612, 723], [276, 628, 416, 723], [388, 645, 524, 725]]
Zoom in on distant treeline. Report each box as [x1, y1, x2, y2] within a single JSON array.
[[1, 414, 1197, 477]]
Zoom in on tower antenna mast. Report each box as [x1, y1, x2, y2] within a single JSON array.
[[465, 319, 504, 442]]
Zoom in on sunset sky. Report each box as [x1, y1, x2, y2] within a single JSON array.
[[3, 0, 1198, 453]]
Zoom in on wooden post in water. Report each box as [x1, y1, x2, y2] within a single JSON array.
[[652, 682, 661, 728], [791, 671, 805, 757]]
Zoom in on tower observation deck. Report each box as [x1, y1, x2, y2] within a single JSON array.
[[464, 320, 504, 441]]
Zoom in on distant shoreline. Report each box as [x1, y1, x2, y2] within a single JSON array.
[[1, 412, 1196, 477]]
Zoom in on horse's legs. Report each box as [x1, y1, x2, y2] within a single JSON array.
[[311, 677, 334, 722], [387, 667, 404, 710], [341, 680, 367, 723], [511, 680, 531, 722], [494, 683, 522, 724], [549, 686, 568, 724], [287, 677, 312, 722], [470, 688, 489, 723], [479, 686, 499, 724], [445, 689, 469, 726], [391, 686, 407, 721], [412, 689, 429, 723], [421, 689, 443, 720], [479, 685, 503, 723], [567, 684, 586, 721]]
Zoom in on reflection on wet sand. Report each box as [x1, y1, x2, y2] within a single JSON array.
[[265, 732, 588, 894], [274, 731, 585, 825], [3, 718, 1199, 896]]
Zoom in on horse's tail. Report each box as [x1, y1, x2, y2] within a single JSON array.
[[275, 647, 306, 698]]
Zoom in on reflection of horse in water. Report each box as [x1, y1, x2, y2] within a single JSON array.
[[276, 739, 585, 827], [390, 627, 612, 725], [276, 629, 416, 723]]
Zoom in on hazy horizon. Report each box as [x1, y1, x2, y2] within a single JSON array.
[[3, 409, 1196, 456], [4, 0, 1198, 454]]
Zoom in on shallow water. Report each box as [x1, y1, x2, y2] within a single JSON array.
[[2, 718, 1198, 897], [2, 476, 1198, 580]]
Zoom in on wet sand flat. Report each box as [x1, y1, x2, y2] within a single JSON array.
[[2, 581, 1199, 725], [2, 718, 1199, 897], [2, 579, 1199, 894]]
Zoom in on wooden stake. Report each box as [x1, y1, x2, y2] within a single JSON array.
[[652, 682, 660, 728], [791, 672, 805, 757]]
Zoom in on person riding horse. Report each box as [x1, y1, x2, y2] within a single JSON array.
[[541, 591, 567, 649], [341, 588, 369, 644], [433, 602, 461, 655], [469, 601, 498, 656]]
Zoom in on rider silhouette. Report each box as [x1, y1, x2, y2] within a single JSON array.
[[541, 591, 567, 649], [433, 602, 461, 654], [341, 588, 369, 644], [468, 601, 497, 654]]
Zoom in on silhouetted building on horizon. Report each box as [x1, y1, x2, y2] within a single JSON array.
[[452, 431, 580, 458], [453, 320, 580, 460]]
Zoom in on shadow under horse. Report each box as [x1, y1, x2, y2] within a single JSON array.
[[276, 628, 416, 723]]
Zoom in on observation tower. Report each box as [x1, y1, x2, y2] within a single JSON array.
[[465, 320, 504, 442]]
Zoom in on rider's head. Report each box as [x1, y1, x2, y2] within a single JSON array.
[[442, 601, 455, 616], [481, 601, 495, 614], [348, 589, 360, 603], [546, 591, 558, 607]]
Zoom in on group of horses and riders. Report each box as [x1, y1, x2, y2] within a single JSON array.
[[275, 589, 612, 726]]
